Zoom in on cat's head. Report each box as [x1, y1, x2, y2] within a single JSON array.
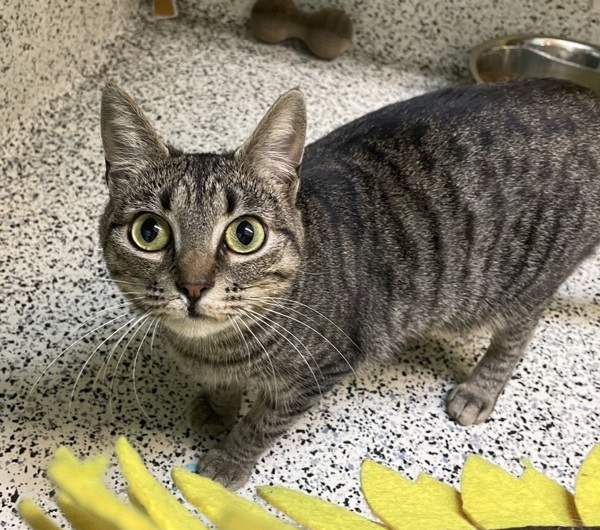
[[99, 84, 307, 340]]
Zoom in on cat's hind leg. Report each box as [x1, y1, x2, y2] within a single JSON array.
[[446, 311, 541, 426]]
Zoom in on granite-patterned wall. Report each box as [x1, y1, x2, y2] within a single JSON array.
[[176, 0, 600, 78], [0, 0, 140, 139]]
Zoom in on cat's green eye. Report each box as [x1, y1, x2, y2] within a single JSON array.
[[130, 213, 171, 252], [224, 216, 266, 254]]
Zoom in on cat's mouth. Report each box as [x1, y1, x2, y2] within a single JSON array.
[[182, 298, 225, 321], [187, 307, 216, 320], [162, 309, 232, 339], [171, 301, 230, 326]]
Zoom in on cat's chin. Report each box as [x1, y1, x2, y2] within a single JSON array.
[[161, 315, 232, 340]]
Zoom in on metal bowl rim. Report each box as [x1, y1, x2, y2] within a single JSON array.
[[470, 34, 600, 84]]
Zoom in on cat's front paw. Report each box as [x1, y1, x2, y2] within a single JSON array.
[[446, 382, 497, 426], [197, 447, 253, 490], [186, 393, 239, 436]]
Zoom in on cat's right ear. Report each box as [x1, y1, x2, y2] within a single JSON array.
[[236, 89, 307, 201], [101, 83, 169, 184]]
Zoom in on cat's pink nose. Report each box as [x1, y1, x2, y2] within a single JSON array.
[[177, 278, 214, 304]]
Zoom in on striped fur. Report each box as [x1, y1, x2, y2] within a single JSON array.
[[99, 80, 600, 489]]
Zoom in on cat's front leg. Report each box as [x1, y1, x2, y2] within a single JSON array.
[[446, 312, 540, 426], [197, 385, 317, 490], [187, 384, 242, 436]]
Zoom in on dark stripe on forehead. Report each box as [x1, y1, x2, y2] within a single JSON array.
[[226, 189, 237, 214], [160, 187, 172, 210]]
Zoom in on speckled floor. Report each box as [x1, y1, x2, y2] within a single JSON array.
[[2, 11, 600, 529]]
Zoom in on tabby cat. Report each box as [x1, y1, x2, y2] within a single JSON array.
[[99, 79, 600, 489]]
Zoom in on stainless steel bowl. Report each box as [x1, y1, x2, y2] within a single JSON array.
[[470, 35, 600, 92]]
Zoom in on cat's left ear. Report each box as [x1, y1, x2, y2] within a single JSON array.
[[236, 89, 306, 200], [101, 83, 170, 184]]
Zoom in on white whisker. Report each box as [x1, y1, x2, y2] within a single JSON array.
[[150, 319, 161, 352], [254, 304, 358, 380], [95, 278, 146, 287], [69, 315, 138, 414], [108, 314, 151, 419], [48, 297, 143, 368], [79, 297, 145, 326], [93, 315, 143, 391], [26, 313, 128, 403], [230, 316, 253, 376], [246, 309, 323, 398], [237, 315, 279, 408], [133, 318, 156, 420], [251, 296, 362, 352]]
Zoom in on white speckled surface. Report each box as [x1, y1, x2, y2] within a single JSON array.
[[0, 0, 140, 139], [175, 0, 600, 76], [2, 3, 600, 529]]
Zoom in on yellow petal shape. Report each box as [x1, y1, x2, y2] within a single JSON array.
[[461, 455, 574, 528], [55, 491, 121, 530], [115, 437, 208, 530], [48, 447, 159, 530], [258, 485, 382, 530], [414, 473, 474, 526], [520, 466, 579, 525], [575, 443, 600, 524], [53, 446, 108, 479], [362, 459, 474, 530], [172, 467, 294, 530], [18, 499, 61, 530]]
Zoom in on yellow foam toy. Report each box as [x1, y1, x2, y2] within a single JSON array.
[[257, 484, 382, 529], [114, 438, 208, 530], [18, 500, 61, 530], [19, 438, 600, 530], [361, 459, 474, 530], [461, 454, 577, 528], [172, 467, 294, 530], [575, 443, 600, 525], [520, 464, 580, 525]]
